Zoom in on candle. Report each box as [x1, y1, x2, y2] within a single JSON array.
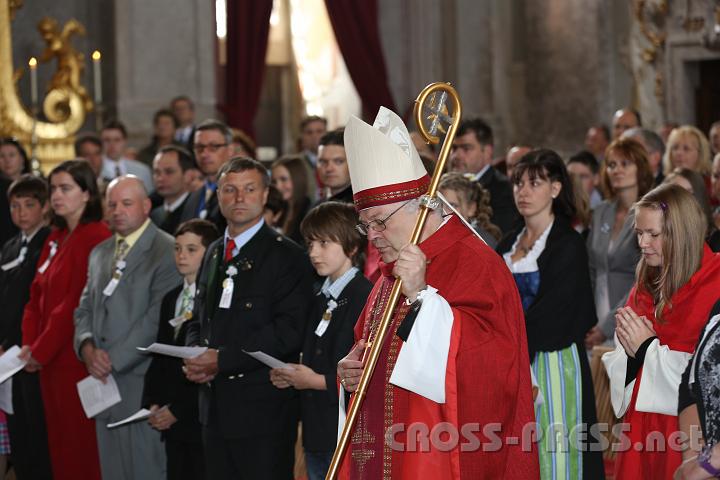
[[28, 57, 37, 107], [92, 50, 102, 104]]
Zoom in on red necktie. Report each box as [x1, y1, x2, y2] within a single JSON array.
[[225, 239, 236, 262]]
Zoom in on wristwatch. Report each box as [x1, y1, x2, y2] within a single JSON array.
[[698, 444, 720, 477]]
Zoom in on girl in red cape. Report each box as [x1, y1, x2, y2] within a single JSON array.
[[603, 183, 720, 479]]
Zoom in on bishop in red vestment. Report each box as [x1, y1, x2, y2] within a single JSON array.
[[336, 107, 539, 479]]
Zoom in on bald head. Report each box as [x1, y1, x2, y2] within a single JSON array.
[[106, 175, 151, 236], [612, 108, 641, 139]]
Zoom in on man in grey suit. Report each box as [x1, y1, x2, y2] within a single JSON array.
[[74, 176, 180, 480]]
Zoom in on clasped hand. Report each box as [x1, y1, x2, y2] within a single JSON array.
[[393, 244, 427, 302], [183, 349, 218, 383], [615, 306, 656, 358]]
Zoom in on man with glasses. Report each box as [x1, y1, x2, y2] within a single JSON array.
[[180, 119, 233, 231], [336, 107, 538, 479]]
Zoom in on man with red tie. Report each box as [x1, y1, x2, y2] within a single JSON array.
[[184, 157, 314, 479]]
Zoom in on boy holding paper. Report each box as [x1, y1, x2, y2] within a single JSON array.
[[0, 175, 52, 479], [270, 202, 371, 480], [142, 219, 218, 480]]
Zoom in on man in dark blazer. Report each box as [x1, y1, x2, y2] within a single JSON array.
[[179, 119, 233, 233], [0, 175, 52, 480], [450, 117, 521, 235], [184, 158, 314, 480], [150, 145, 195, 234]]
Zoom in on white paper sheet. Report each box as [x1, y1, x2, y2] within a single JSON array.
[[76, 375, 122, 418], [107, 408, 152, 428], [0, 345, 28, 384], [242, 350, 292, 369], [0, 378, 13, 414], [137, 343, 208, 359]]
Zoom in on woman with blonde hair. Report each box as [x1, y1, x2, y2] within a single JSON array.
[[663, 125, 712, 179], [438, 172, 501, 247], [602, 183, 720, 479], [585, 137, 655, 348]]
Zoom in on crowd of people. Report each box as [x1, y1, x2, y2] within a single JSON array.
[[0, 95, 719, 480]]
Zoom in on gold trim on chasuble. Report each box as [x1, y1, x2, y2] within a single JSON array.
[[353, 280, 410, 479]]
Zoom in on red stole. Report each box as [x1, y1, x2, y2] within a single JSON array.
[[615, 246, 720, 480]]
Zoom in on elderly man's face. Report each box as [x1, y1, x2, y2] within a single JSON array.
[[359, 201, 415, 263]]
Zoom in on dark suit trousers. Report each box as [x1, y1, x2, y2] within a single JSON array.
[[166, 438, 205, 480], [7, 371, 53, 480], [203, 415, 296, 480]]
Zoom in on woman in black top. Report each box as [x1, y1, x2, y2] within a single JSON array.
[[496, 149, 603, 479], [270, 202, 371, 480]]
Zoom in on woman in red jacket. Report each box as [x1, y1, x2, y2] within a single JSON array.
[[20, 160, 110, 480], [602, 183, 720, 479]]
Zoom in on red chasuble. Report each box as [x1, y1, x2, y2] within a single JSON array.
[[614, 246, 720, 480], [339, 215, 539, 479]]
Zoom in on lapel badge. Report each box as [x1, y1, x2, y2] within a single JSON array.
[[240, 259, 253, 271]]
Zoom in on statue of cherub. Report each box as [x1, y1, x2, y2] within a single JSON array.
[[37, 17, 92, 112]]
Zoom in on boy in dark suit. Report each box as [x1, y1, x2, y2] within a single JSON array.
[[270, 202, 371, 480], [0, 174, 52, 480], [142, 219, 219, 480]]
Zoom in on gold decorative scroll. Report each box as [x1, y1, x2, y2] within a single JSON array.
[[0, 0, 92, 170]]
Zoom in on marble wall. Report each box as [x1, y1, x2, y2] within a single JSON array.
[[9, 0, 718, 155], [378, 0, 633, 155]]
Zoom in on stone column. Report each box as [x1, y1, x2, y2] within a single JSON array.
[[114, 0, 216, 146]]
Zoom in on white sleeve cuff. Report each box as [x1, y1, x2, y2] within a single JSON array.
[[337, 381, 346, 445], [389, 286, 452, 404], [635, 339, 691, 416], [602, 337, 635, 418]]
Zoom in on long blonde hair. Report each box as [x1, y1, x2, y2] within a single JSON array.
[[633, 183, 706, 321]]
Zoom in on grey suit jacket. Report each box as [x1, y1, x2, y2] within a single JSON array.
[[74, 221, 180, 419], [587, 200, 641, 338]]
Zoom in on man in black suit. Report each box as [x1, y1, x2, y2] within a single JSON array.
[[179, 119, 233, 233], [184, 158, 314, 479], [171, 96, 197, 150], [0, 175, 52, 480], [316, 129, 353, 204], [450, 118, 521, 235], [150, 145, 196, 234]]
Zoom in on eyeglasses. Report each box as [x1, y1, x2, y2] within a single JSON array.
[[355, 200, 410, 236], [193, 143, 228, 154]]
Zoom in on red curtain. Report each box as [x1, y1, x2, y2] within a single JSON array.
[[222, 0, 274, 138], [324, 0, 397, 119]]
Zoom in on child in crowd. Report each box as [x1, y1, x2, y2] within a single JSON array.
[[0, 174, 53, 479], [270, 201, 371, 480], [142, 219, 219, 480]]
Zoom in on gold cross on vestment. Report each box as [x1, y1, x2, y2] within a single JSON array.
[[351, 411, 376, 474]]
